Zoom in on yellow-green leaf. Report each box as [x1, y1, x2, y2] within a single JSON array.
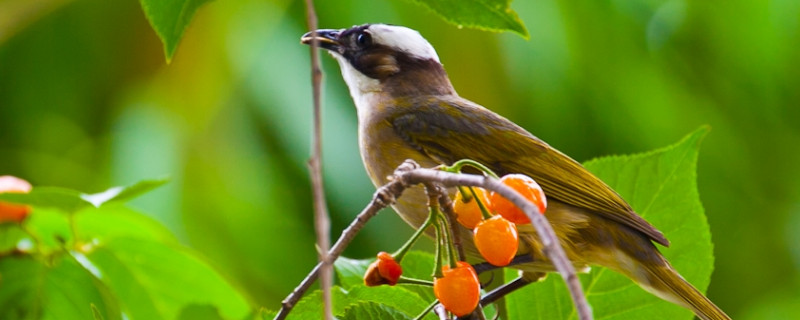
[[138, 0, 213, 62], [506, 127, 714, 319], [403, 0, 528, 38]]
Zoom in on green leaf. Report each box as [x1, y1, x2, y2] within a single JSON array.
[[403, 0, 528, 38], [341, 301, 412, 320], [11, 205, 175, 255], [0, 178, 168, 214], [0, 224, 28, 253], [0, 254, 122, 320], [138, 0, 214, 62], [91, 304, 105, 320], [392, 251, 437, 302], [0, 187, 88, 213], [23, 208, 74, 252], [259, 308, 278, 320], [288, 287, 349, 320], [333, 253, 437, 319], [506, 126, 714, 319], [86, 237, 251, 320], [76, 205, 177, 244], [80, 178, 168, 208], [334, 256, 373, 289], [347, 286, 436, 320], [334, 251, 436, 301], [176, 304, 225, 320]]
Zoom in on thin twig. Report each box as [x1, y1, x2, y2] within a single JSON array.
[[429, 185, 485, 320], [276, 160, 592, 320], [396, 161, 593, 320], [437, 193, 466, 261], [480, 277, 531, 307], [274, 162, 418, 320], [434, 305, 451, 320], [302, 0, 331, 319]]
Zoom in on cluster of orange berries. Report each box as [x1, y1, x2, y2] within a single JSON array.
[[456, 174, 547, 266], [362, 172, 547, 317]]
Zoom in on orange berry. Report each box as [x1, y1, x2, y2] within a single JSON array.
[[0, 176, 33, 224], [364, 252, 403, 286], [453, 187, 491, 229], [433, 261, 480, 317], [490, 174, 547, 224], [474, 216, 519, 266]]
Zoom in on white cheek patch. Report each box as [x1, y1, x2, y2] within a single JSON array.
[[368, 24, 440, 63], [332, 53, 380, 98], [332, 53, 383, 124]]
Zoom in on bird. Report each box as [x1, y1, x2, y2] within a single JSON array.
[[301, 24, 730, 320]]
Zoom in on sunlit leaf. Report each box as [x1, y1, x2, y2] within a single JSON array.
[[341, 301, 412, 320], [334, 251, 436, 301], [23, 208, 74, 252], [176, 304, 226, 320], [0, 254, 122, 320], [138, 0, 214, 62], [91, 304, 105, 320], [0, 179, 167, 214], [0, 224, 27, 253], [80, 178, 168, 208], [347, 286, 435, 320], [76, 205, 177, 244], [334, 256, 372, 289], [506, 127, 714, 319], [86, 237, 251, 320], [287, 287, 349, 320], [260, 308, 278, 320], [0, 187, 87, 213], [404, 0, 528, 38]]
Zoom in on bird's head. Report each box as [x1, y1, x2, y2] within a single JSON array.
[[301, 24, 455, 102]]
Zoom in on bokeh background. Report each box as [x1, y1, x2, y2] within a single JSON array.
[[1, 0, 798, 318]]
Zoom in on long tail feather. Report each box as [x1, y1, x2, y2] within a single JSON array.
[[639, 263, 730, 320]]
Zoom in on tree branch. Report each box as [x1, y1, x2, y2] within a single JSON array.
[[396, 161, 592, 320], [274, 162, 417, 320], [302, 0, 331, 318], [434, 304, 451, 320], [437, 192, 466, 261], [275, 160, 593, 320]]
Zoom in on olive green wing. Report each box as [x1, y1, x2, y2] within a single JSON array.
[[389, 97, 669, 246]]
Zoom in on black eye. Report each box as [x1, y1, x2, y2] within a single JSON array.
[[356, 32, 372, 47]]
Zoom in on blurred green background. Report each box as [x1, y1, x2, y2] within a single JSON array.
[[1, 0, 798, 318]]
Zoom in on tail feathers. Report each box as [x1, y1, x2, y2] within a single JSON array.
[[640, 264, 730, 320]]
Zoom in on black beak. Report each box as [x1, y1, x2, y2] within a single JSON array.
[[300, 29, 341, 51]]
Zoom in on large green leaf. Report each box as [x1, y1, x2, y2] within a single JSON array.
[[286, 287, 349, 320], [341, 301, 412, 320], [333, 252, 437, 319], [86, 237, 251, 320], [335, 251, 436, 302], [506, 127, 714, 319], [80, 179, 168, 208], [0, 254, 122, 320], [138, 0, 214, 62], [0, 179, 168, 214], [176, 304, 226, 320], [3, 205, 176, 256], [76, 205, 177, 244], [0, 187, 87, 213], [347, 286, 434, 320], [334, 256, 373, 289], [0, 180, 171, 254], [0, 224, 27, 253], [404, 0, 528, 38]]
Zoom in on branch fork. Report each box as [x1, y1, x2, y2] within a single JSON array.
[[275, 160, 593, 320]]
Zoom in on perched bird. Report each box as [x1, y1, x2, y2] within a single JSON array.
[[301, 24, 730, 320]]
